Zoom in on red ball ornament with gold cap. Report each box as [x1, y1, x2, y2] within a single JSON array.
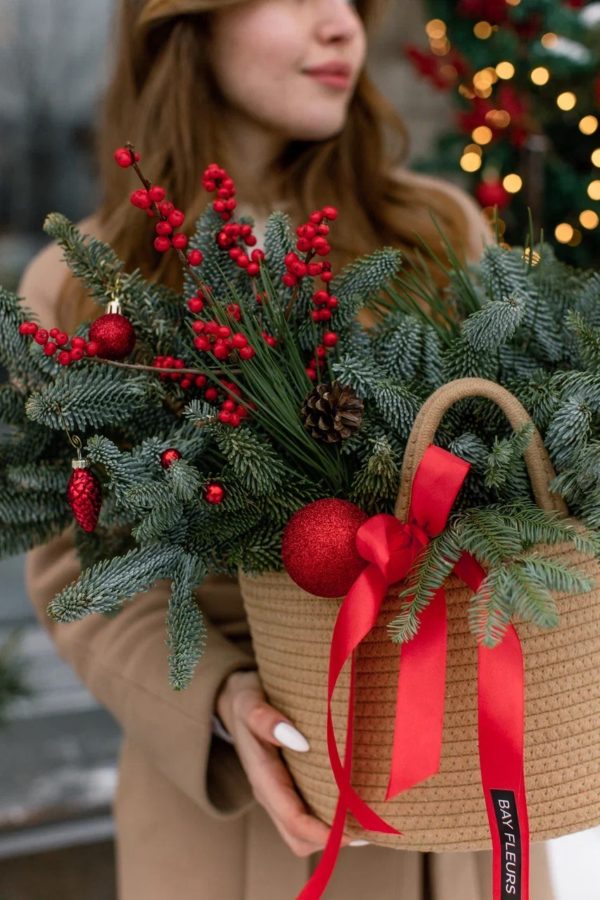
[[89, 276, 136, 361]]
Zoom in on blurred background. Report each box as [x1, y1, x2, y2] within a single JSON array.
[[0, 1, 599, 897]]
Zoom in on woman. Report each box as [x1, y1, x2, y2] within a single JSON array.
[[18, 0, 558, 897]]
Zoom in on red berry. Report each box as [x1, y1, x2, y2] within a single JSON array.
[[282, 273, 297, 288], [71, 348, 85, 361], [296, 238, 311, 253], [149, 185, 166, 202], [158, 201, 175, 217], [239, 345, 255, 360], [155, 220, 173, 236], [34, 329, 49, 345], [131, 189, 151, 209], [43, 342, 58, 356], [187, 249, 204, 266], [72, 336, 87, 349], [194, 336, 211, 351], [114, 147, 134, 167], [154, 236, 172, 253], [247, 263, 260, 277], [309, 211, 324, 224], [195, 375, 207, 388], [322, 271, 333, 283], [323, 331, 338, 347], [168, 210, 185, 228], [232, 333, 248, 348], [58, 351, 72, 366], [322, 206, 338, 220], [86, 341, 99, 356], [327, 296, 339, 308], [204, 387, 219, 402], [172, 233, 188, 250]]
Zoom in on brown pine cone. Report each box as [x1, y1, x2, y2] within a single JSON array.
[[300, 380, 364, 443]]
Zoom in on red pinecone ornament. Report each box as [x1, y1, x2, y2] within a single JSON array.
[[89, 312, 136, 360], [67, 461, 102, 532]]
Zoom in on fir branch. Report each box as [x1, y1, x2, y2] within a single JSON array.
[[166, 552, 208, 690], [48, 544, 182, 621]]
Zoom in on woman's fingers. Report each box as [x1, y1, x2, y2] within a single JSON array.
[[245, 698, 310, 751]]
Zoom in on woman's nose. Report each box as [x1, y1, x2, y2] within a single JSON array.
[[315, 0, 362, 43]]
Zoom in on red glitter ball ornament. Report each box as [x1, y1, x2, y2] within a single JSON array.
[[88, 313, 136, 360], [160, 448, 182, 468], [282, 498, 369, 597], [67, 462, 102, 532]]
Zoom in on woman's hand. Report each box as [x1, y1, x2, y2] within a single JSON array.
[[216, 669, 367, 858]]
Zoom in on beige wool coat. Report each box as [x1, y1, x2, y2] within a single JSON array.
[[20, 173, 558, 900]]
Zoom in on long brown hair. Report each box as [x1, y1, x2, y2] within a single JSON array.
[[56, 0, 472, 333]]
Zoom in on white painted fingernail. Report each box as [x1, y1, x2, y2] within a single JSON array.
[[273, 721, 310, 752], [349, 840, 370, 846]]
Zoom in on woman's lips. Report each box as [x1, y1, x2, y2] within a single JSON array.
[[304, 70, 351, 90]]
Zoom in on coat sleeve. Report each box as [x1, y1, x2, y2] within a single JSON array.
[[17, 245, 259, 821]]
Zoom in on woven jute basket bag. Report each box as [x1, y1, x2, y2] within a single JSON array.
[[238, 377, 600, 851]]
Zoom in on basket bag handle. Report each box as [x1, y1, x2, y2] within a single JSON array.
[[395, 376, 569, 520]]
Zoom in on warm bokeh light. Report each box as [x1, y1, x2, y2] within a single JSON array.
[[541, 32, 558, 48], [506, 0, 521, 6], [486, 109, 511, 129], [461, 152, 483, 173], [458, 84, 477, 100], [557, 92, 577, 111], [592, 149, 600, 168], [530, 67, 550, 86], [474, 21, 493, 39], [496, 61, 515, 80], [555, 223, 574, 244], [503, 173, 523, 193], [473, 68, 498, 91], [568, 229, 582, 248], [579, 210, 599, 230], [588, 181, 600, 201], [472, 126, 493, 145], [431, 37, 451, 56], [425, 19, 447, 39], [579, 116, 599, 135]]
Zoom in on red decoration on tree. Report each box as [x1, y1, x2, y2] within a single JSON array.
[[281, 498, 369, 598], [456, 0, 508, 23], [67, 461, 102, 532], [204, 482, 225, 504], [160, 448, 182, 468], [475, 179, 510, 209], [88, 310, 136, 361]]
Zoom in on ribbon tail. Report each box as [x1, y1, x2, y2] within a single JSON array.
[[479, 626, 530, 900], [386, 586, 447, 799], [455, 552, 530, 900]]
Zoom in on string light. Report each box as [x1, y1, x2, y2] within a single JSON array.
[[580, 210, 599, 230], [496, 61, 515, 80], [591, 149, 600, 168], [557, 92, 577, 111], [579, 116, 599, 135], [503, 174, 523, 193], [588, 181, 600, 201], [541, 32, 558, 48], [472, 126, 493, 144], [474, 21, 493, 39], [461, 152, 483, 173], [425, 19, 446, 39], [486, 109, 511, 129], [555, 223, 574, 243], [530, 67, 550, 86]]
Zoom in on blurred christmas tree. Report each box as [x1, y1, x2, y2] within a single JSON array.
[[406, 0, 600, 265]]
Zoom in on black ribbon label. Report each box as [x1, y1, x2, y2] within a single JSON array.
[[491, 789, 522, 899]]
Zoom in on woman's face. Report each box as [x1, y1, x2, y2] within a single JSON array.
[[207, 0, 367, 143]]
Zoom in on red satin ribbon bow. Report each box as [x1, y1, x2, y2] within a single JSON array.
[[297, 444, 529, 900]]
